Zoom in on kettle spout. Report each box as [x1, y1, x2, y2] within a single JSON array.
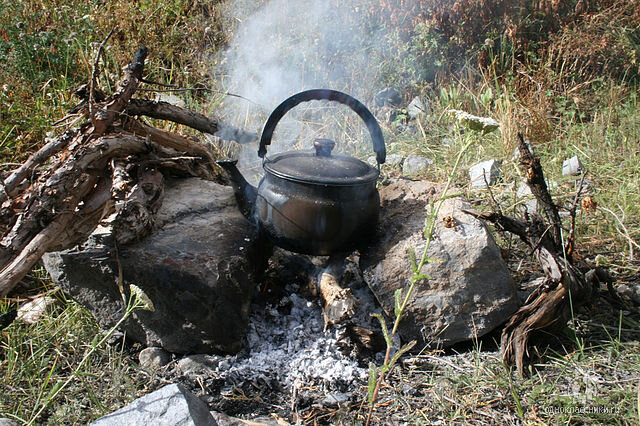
[[216, 159, 257, 222]]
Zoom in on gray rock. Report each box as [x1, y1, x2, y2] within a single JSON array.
[[407, 96, 426, 118], [139, 347, 171, 372], [44, 178, 266, 354], [322, 391, 351, 407], [368, 153, 404, 168], [91, 384, 216, 426], [177, 354, 223, 376], [469, 159, 501, 188], [210, 411, 282, 425], [516, 181, 538, 213], [511, 139, 534, 161], [17, 296, 57, 324], [386, 153, 405, 167], [616, 284, 632, 299], [402, 154, 432, 176], [361, 180, 518, 348], [562, 156, 583, 176], [374, 87, 402, 107], [0, 418, 18, 426]]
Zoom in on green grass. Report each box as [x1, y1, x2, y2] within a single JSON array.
[[0, 0, 226, 164], [1, 292, 153, 424], [367, 321, 640, 424]]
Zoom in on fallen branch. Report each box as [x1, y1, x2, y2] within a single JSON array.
[[0, 129, 79, 203], [125, 99, 219, 135]]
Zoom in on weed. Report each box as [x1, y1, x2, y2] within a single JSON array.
[[0, 288, 154, 424], [365, 115, 499, 424]]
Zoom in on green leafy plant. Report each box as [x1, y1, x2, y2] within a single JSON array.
[[365, 115, 501, 423]]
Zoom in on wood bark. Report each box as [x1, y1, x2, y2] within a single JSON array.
[[125, 98, 219, 135], [318, 270, 358, 327], [0, 47, 224, 297]]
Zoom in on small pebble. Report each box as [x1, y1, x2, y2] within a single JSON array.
[[469, 159, 501, 188], [138, 347, 171, 372], [402, 154, 432, 176]]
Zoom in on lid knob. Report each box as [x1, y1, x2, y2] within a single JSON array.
[[313, 139, 336, 157]]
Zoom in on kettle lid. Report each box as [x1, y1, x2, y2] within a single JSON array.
[[263, 139, 379, 186]]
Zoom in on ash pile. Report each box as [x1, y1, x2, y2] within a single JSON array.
[[157, 252, 383, 420]]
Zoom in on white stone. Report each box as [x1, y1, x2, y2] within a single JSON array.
[[562, 156, 583, 176], [138, 347, 171, 372], [91, 384, 216, 426], [469, 159, 501, 188], [17, 296, 57, 324], [402, 154, 433, 176], [407, 96, 426, 118], [516, 181, 538, 213]]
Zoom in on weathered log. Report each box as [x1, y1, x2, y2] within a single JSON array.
[[0, 46, 228, 298], [0, 134, 149, 270], [124, 119, 218, 178], [112, 167, 164, 244], [48, 175, 115, 252], [0, 129, 79, 203], [0, 174, 99, 295]]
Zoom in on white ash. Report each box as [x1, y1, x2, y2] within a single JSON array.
[[202, 284, 367, 392]]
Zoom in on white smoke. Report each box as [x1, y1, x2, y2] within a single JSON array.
[[218, 1, 397, 134]]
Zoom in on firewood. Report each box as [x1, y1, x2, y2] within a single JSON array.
[[112, 167, 164, 244], [0, 46, 225, 297], [125, 98, 219, 135], [318, 269, 358, 327]]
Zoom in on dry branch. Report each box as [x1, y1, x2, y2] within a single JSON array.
[[0, 47, 224, 297], [112, 167, 164, 244], [91, 46, 147, 136], [125, 99, 219, 135], [462, 132, 609, 375], [0, 129, 79, 203]]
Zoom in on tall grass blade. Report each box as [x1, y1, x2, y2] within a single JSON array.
[[367, 362, 378, 406]]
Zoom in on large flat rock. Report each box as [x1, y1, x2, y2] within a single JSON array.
[[44, 178, 266, 354]]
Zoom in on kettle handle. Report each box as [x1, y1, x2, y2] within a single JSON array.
[[258, 89, 386, 164]]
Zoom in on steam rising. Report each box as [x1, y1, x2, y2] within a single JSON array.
[[215, 0, 400, 150]]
